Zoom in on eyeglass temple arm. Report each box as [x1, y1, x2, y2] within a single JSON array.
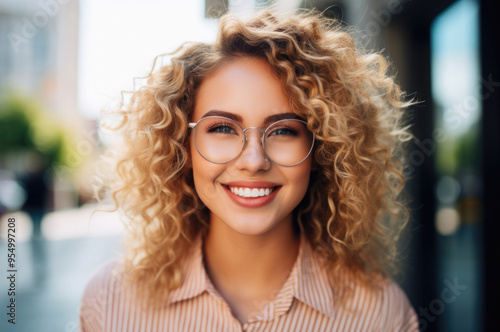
[[188, 123, 196, 128]]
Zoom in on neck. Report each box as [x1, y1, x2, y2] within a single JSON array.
[[203, 216, 300, 300]]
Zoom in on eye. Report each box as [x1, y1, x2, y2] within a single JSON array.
[[207, 122, 238, 134], [268, 126, 298, 137]]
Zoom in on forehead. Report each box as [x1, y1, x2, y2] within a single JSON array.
[[192, 57, 292, 125]]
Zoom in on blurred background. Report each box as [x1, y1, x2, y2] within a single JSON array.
[[0, 0, 498, 331]]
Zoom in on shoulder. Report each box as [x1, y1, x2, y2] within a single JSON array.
[[336, 277, 419, 332], [81, 259, 125, 304], [375, 279, 420, 332], [79, 259, 125, 332]]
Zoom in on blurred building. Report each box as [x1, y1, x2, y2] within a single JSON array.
[[0, 0, 79, 121], [0, 0, 91, 211]]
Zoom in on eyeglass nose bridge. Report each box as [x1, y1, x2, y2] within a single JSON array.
[[241, 127, 267, 153]]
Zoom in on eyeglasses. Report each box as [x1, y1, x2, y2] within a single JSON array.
[[188, 116, 315, 167]]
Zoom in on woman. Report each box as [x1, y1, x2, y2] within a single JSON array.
[[80, 9, 419, 331]]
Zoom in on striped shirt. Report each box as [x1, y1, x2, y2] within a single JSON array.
[[79, 234, 419, 331]]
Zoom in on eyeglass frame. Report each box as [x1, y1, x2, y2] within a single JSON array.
[[188, 116, 315, 167]]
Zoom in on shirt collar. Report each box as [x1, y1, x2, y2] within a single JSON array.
[[167, 233, 335, 320], [166, 235, 210, 304]]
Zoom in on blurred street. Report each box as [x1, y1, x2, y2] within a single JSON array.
[[0, 206, 123, 332]]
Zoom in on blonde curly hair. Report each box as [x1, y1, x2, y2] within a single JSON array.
[[100, 9, 413, 306]]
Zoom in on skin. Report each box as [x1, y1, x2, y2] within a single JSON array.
[[189, 57, 313, 325]]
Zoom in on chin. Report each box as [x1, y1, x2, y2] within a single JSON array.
[[216, 211, 291, 237]]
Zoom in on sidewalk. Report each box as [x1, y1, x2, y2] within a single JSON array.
[[0, 205, 124, 332]]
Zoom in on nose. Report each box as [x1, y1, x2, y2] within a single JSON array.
[[233, 128, 270, 173]]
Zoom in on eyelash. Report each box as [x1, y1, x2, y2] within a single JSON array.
[[206, 122, 237, 133]]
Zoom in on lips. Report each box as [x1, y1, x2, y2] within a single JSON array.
[[222, 181, 281, 208]]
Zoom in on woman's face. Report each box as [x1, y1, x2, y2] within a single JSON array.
[[190, 57, 312, 236]]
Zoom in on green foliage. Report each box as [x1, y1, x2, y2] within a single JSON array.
[[0, 92, 76, 169], [0, 96, 34, 151], [436, 124, 481, 175]]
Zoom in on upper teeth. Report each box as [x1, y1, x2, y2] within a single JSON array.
[[229, 186, 274, 198]]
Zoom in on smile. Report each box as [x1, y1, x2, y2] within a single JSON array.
[[229, 186, 276, 198], [222, 183, 281, 208]]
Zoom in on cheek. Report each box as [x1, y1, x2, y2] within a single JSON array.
[[295, 171, 311, 196], [191, 155, 210, 190], [190, 152, 223, 203], [189, 138, 206, 179], [286, 162, 312, 201], [295, 159, 313, 187]]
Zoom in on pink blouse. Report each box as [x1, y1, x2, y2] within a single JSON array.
[[79, 234, 419, 331]]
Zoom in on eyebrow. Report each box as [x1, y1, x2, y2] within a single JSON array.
[[201, 110, 302, 125]]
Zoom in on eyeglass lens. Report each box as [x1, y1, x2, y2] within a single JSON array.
[[192, 117, 314, 166]]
